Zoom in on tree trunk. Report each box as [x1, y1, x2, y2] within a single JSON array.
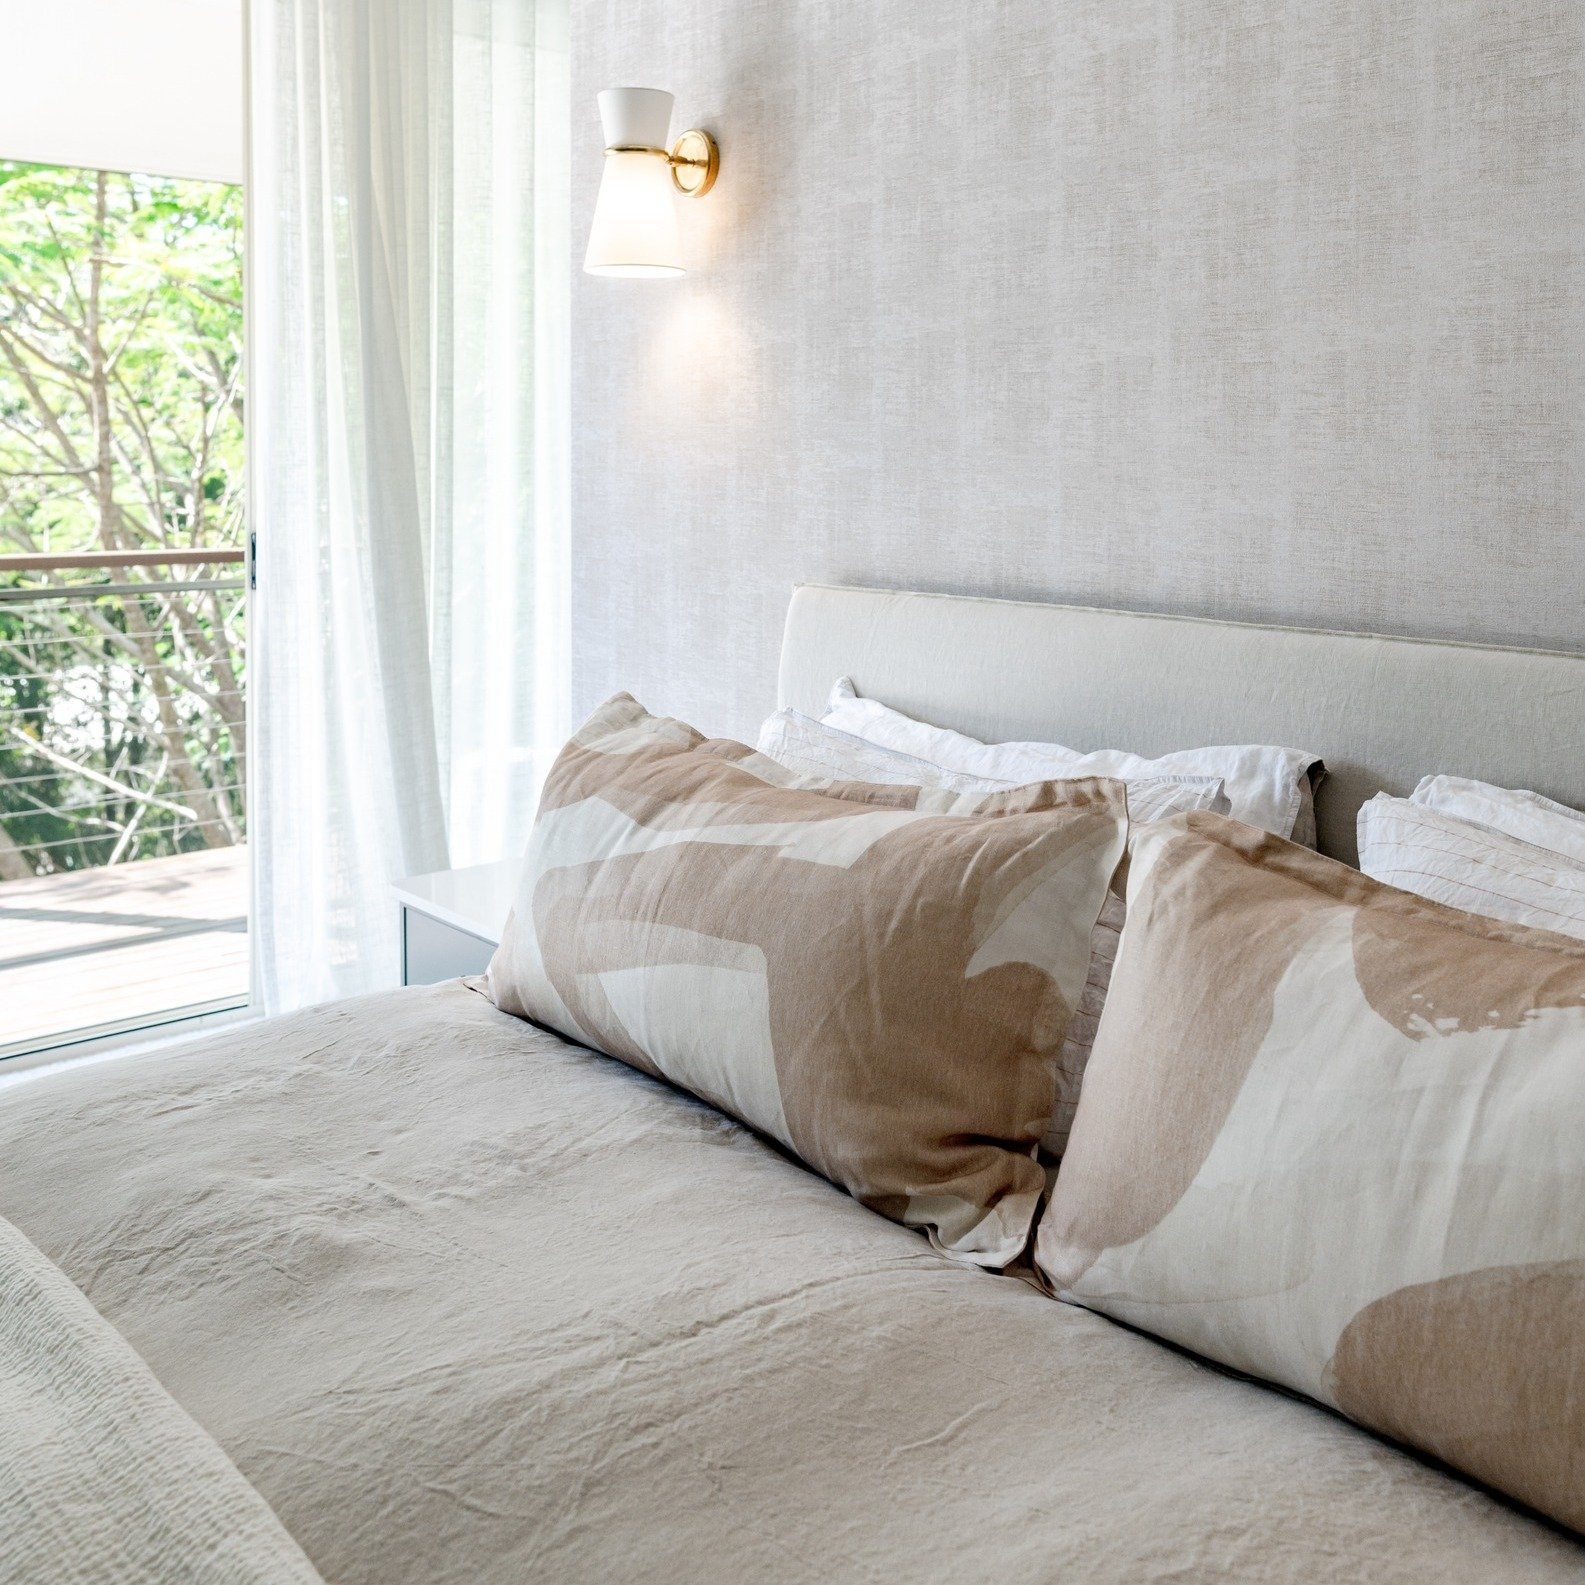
[[0, 820, 32, 882], [84, 172, 226, 851]]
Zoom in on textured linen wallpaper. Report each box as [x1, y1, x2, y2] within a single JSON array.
[[571, 1, 1585, 739]]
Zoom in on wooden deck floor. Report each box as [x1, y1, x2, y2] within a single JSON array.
[[0, 846, 247, 1053]]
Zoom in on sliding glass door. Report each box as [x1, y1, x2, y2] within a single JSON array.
[[0, 3, 248, 1057]]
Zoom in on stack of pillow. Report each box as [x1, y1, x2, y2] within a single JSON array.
[[488, 687, 1585, 1541], [1358, 774, 1585, 938], [758, 680, 1319, 1153]]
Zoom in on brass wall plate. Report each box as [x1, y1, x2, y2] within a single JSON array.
[[669, 129, 719, 197]]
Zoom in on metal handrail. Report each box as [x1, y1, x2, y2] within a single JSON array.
[[0, 550, 245, 570]]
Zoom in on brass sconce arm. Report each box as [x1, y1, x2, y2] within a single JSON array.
[[604, 130, 719, 197]]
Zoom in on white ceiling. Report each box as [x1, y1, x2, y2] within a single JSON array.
[[0, 0, 243, 184]]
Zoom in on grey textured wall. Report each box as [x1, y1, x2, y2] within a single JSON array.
[[572, 1, 1585, 740]]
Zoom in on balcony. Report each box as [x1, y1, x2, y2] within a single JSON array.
[[0, 550, 247, 1057]]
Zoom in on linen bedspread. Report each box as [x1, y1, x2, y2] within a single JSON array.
[[0, 980, 1580, 1583]]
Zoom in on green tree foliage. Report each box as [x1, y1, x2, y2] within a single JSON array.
[[0, 163, 244, 878]]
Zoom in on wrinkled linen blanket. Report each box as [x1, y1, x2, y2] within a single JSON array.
[[0, 979, 1581, 1584], [0, 1210, 321, 1585]]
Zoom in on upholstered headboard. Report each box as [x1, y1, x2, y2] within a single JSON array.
[[778, 584, 1585, 865]]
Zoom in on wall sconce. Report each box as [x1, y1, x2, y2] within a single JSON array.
[[584, 88, 719, 278]]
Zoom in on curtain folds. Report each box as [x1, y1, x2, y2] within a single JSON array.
[[249, 0, 569, 1013]]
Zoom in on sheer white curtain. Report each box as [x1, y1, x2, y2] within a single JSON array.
[[248, 0, 569, 1012]]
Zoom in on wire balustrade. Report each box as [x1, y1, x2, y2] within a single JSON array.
[[0, 549, 249, 1055]]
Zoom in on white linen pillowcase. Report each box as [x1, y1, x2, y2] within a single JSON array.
[[1358, 793, 1585, 942], [1411, 774, 1585, 866], [757, 707, 1231, 1155], [757, 710, 1225, 821], [819, 676, 1322, 846]]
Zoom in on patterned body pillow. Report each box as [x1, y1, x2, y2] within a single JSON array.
[[1036, 811, 1585, 1534], [490, 694, 1129, 1267], [757, 705, 1229, 1156]]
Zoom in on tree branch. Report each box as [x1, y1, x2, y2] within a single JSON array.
[[5, 725, 198, 820]]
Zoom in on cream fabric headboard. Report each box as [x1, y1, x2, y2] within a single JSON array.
[[778, 584, 1585, 865]]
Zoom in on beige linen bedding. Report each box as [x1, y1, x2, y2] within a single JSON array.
[[0, 980, 1581, 1584], [0, 1212, 323, 1585]]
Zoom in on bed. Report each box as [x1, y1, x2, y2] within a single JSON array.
[[3, 584, 1584, 1584]]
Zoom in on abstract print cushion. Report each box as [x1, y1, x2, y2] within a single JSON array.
[[758, 705, 1229, 1155], [1036, 812, 1585, 1534], [489, 694, 1129, 1266]]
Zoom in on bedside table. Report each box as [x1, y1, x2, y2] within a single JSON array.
[[393, 858, 519, 986]]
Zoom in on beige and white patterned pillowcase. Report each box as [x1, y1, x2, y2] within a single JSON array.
[[1037, 811, 1585, 1535], [490, 694, 1129, 1267], [758, 706, 1229, 1155]]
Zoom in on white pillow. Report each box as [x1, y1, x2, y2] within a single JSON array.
[[757, 709, 1226, 822], [1411, 774, 1585, 866], [1358, 794, 1585, 941], [819, 678, 1321, 844], [756, 707, 1231, 1155]]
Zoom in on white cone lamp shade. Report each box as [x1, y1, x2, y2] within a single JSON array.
[[585, 88, 683, 278]]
